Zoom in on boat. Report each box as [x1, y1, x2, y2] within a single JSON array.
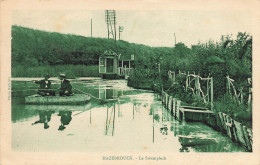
[[24, 102, 95, 111], [178, 135, 217, 147], [25, 94, 91, 105]]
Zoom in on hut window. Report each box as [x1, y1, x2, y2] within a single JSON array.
[[100, 58, 104, 66]]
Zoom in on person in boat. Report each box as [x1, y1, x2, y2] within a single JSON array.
[[58, 111, 72, 131], [58, 74, 74, 96], [33, 74, 55, 96], [32, 110, 54, 129]]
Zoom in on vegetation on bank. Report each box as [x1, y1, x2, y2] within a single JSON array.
[[12, 25, 156, 67], [129, 32, 252, 127], [12, 65, 99, 78]]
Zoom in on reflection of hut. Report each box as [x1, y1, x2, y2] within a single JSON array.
[[99, 50, 134, 79], [98, 85, 123, 100]]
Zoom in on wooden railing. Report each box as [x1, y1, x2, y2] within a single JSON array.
[[118, 67, 134, 76]]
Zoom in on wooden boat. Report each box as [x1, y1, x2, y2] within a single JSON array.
[[24, 103, 95, 111], [25, 94, 91, 105], [178, 135, 217, 147]]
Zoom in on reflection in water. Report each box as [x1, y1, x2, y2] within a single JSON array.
[[160, 125, 168, 135], [179, 146, 190, 152], [58, 111, 72, 131], [32, 110, 54, 129], [11, 79, 247, 152], [99, 85, 123, 100], [105, 103, 116, 136]]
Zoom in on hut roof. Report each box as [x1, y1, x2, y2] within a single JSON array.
[[100, 49, 134, 61], [100, 50, 119, 58]]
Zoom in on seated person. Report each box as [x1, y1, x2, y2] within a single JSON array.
[[58, 74, 73, 96], [33, 74, 55, 96]]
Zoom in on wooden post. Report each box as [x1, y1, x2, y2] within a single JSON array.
[[153, 107, 154, 143], [172, 98, 176, 117], [164, 93, 168, 108], [226, 75, 231, 95], [185, 75, 188, 91], [207, 78, 209, 102], [112, 103, 116, 136], [234, 120, 247, 147], [248, 88, 252, 109], [211, 77, 214, 109], [173, 71, 175, 84], [195, 76, 200, 96], [168, 96, 172, 111], [242, 126, 252, 151], [231, 118, 238, 142], [105, 107, 109, 135], [176, 100, 181, 120]]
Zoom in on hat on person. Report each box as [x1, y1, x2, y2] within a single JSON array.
[[59, 74, 66, 78]]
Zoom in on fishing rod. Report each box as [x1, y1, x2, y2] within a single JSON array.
[[73, 87, 119, 105], [11, 88, 60, 92], [72, 87, 99, 100]]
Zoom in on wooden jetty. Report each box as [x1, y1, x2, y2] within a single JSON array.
[[25, 94, 91, 105], [179, 108, 214, 122], [161, 91, 214, 121]]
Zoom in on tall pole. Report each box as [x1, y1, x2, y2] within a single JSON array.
[[119, 26, 124, 40], [174, 33, 176, 46], [106, 11, 109, 39], [114, 11, 116, 42], [91, 18, 92, 37]]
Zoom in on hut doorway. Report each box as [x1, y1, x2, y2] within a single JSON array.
[[106, 58, 114, 73]]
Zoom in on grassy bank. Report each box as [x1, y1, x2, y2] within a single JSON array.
[[128, 74, 252, 128], [12, 65, 99, 78]]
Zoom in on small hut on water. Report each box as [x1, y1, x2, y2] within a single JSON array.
[[99, 50, 134, 79]]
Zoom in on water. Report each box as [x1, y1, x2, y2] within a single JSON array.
[[11, 78, 246, 152]]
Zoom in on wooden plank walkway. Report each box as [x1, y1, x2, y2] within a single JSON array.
[[181, 105, 209, 110], [180, 108, 213, 113], [180, 107, 214, 121]]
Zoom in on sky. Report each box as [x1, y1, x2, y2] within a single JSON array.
[[12, 10, 253, 47]]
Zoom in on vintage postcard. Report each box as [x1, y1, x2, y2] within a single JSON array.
[[1, 0, 260, 164]]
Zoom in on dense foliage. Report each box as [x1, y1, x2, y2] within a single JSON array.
[[12, 25, 155, 67], [132, 33, 252, 100]]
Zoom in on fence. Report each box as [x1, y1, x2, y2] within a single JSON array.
[[167, 71, 252, 110], [226, 75, 252, 108], [161, 90, 253, 151], [118, 67, 134, 77], [168, 71, 214, 108]]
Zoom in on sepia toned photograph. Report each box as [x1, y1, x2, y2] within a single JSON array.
[[1, 0, 260, 164]]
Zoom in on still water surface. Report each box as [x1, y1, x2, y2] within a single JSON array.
[[12, 78, 246, 152]]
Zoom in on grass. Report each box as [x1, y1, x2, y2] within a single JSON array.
[[12, 64, 99, 78]]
